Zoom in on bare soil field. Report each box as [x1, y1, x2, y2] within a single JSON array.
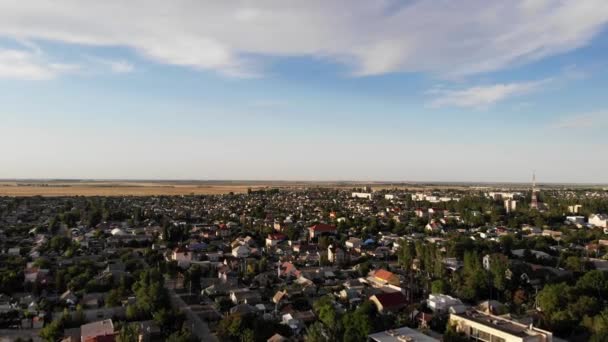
[[0, 181, 266, 197], [0, 180, 440, 197], [0, 180, 594, 197]]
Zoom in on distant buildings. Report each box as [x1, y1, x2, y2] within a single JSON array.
[[568, 204, 583, 214], [504, 199, 517, 213], [352, 192, 373, 199]]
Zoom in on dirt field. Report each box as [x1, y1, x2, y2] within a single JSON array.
[[0, 181, 269, 197], [0, 180, 438, 197], [0, 180, 591, 197]]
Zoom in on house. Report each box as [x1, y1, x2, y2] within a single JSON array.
[[61, 290, 78, 307], [80, 319, 116, 342], [278, 261, 301, 278], [171, 247, 192, 266], [327, 245, 346, 264], [266, 233, 287, 248], [232, 245, 251, 258], [352, 192, 373, 199], [427, 294, 465, 313], [425, 220, 443, 233], [414, 208, 427, 218], [370, 292, 408, 313], [368, 326, 439, 342], [449, 311, 553, 342], [589, 214, 608, 228], [512, 249, 551, 260], [369, 269, 400, 287], [566, 216, 585, 224], [230, 289, 261, 305], [308, 224, 337, 239], [345, 237, 362, 250]]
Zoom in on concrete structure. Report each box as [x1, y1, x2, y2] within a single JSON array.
[[450, 311, 552, 342], [345, 237, 362, 250], [232, 245, 251, 258], [352, 192, 373, 199], [327, 245, 346, 264], [565, 216, 585, 224], [589, 214, 608, 228], [368, 326, 439, 342], [568, 205, 582, 214], [504, 199, 517, 213], [427, 294, 465, 313]]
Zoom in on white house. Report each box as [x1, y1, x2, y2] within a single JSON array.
[[232, 245, 251, 258], [589, 214, 608, 228], [566, 216, 585, 224], [427, 294, 466, 313], [345, 237, 362, 250], [352, 192, 373, 199], [328, 245, 346, 264]]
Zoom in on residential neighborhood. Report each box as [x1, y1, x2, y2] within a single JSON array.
[[1, 184, 608, 341]]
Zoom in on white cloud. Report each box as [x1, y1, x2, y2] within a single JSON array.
[[0, 1, 606, 77], [429, 80, 547, 108], [87, 57, 134, 73], [551, 111, 608, 129], [0, 48, 79, 80]]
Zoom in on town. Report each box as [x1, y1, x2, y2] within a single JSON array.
[[1, 183, 608, 342]]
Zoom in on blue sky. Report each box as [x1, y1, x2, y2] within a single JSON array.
[[1, 0, 608, 182]]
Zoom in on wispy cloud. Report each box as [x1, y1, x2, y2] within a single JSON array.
[[0, 1, 606, 77], [429, 79, 547, 108], [0, 48, 79, 80], [87, 56, 135, 73], [551, 111, 608, 129]]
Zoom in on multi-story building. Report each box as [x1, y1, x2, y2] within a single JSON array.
[[504, 199, 517, 213]]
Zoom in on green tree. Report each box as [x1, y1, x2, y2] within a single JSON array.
[[117, 323, 139, 342], [431, 279, 448, 294]]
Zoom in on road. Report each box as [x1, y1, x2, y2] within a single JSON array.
[[166, 282, 218, 342], [138, 256, 218, 342]]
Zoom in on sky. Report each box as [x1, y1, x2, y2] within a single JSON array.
[[1, 0, 608, 183]]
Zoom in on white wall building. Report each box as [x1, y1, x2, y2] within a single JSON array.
[[450, 311, 553, 342], [566, 216, 585, 224], [589, 214, 608, 228], [427, 294, 465, 313], [504, 199, 517, 213], [352, 192, 373, 199]]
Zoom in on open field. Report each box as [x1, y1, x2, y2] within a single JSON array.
[[0, 181, 271, 197], [0, 180, 464, 197], [0, 180, 605, 197]]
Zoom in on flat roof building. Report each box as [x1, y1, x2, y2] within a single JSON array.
[[368, 326, 439, 342], [449, 311, 552, 342]]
